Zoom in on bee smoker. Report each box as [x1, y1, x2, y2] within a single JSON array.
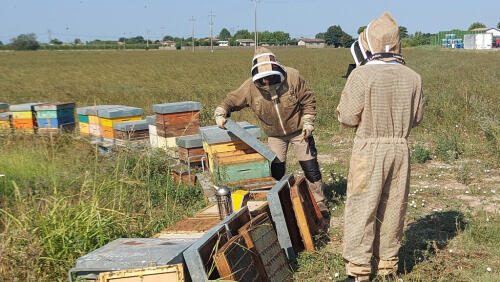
[[215, 186, 233, 219]]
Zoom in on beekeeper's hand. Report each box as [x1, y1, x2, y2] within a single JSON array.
[[214, 107, 227, 129], [302, 114, 315, 140]]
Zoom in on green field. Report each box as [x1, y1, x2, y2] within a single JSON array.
[[0, 48, 499, 281]]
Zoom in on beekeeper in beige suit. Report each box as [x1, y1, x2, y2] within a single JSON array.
[[337, 12, 424, 281], [214, 47, 327, 213]]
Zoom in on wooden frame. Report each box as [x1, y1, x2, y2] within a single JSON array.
[[98, 264, 184, 282], [290, 177, 325, 252], [214, 235, 263, 281]]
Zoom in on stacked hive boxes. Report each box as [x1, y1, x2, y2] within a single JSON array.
[[34, 102, 76, 135], [77, 105, 120, 137], [152, 101, 202, 156], [200, 122, 271, 185], [10, 102, 46, 134], [76, 106, 91, 136], [98, 106, 142, 142], [113, 119, 150, 143], [176, 134, 205, 165], [0, 103, 10, 132]]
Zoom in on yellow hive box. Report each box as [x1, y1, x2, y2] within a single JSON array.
[[203, 140, 254, 173], [12, 111, 33, 119], [100, 116, 141, 128], [0, 120, 10, 130], [88, 115, 100, 125], [79, 122, 90, 135]]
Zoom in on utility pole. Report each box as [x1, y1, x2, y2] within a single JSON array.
[[48, 29, 52, 43], [209, 9, 216, 53], [160, 25, 165, 42], [252, 0, 259, 50], [146, 29, 150, 49], [189, 16, 196, 52]]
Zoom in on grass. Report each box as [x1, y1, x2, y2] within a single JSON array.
[[0, 48, 499, 280]]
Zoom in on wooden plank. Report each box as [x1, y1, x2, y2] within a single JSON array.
[[98, 264, 183, 282], [239, 213, 293, 282], [266, 174, 303, 259], [214, 235, 263, 281], [213, 152, 266, 166], [290, 177, 325, 252]]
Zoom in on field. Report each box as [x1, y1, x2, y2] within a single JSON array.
[[0, 48, 499, 281]]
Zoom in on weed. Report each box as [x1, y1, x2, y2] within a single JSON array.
[[410, 143, 431, 163], [436, 135, 462, 161], [455, 163, 472, 185]]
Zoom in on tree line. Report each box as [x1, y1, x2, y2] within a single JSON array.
[[2, 21, 497, 51]]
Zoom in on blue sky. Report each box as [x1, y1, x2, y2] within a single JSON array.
[[0, 0, 498, 43]]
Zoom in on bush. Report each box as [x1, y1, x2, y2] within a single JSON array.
[[10, 33, 40, 50], [411, 143, 431, 163], [436, 135, 462, 161]]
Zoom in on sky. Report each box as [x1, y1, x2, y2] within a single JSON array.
[[0, 0, 498, 43]]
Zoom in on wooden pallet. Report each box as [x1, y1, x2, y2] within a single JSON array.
[[290, 177, 325, 252], [238, 213, 293, 282], [98, 263, 184, 282]]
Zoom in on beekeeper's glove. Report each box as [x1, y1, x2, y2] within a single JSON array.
[[302, 114, 315, 140], [214, 107, 227, 129]]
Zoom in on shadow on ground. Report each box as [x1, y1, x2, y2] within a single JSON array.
[[398, 210, 467, 274]]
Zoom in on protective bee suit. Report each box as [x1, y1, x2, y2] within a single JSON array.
[[336, 12, 424, 280], [215, 47, 327, 212]]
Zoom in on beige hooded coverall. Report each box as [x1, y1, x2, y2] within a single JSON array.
[[337, 12, 424, 279], [216, 47, 326, 210]]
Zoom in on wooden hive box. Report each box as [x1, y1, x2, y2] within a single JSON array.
[[290, 177, 325, 252], [212, 151, 271, 183], [99, 264, 184, 282], [0, 112, 12, 131], [238, 213, 293, 282], [79, 122, 90, 135], [176, 134, 205, 164], [113, 120, 150, 141], [266, 174, 304, 259], [153, 102, 201, 138]]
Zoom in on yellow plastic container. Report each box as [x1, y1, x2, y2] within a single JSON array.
[[12, 111, 33, 119], [88, 115, 100, 125], [79, 122, 90, 135], [100, 116, 141, 128]]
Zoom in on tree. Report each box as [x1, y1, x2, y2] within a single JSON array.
[[11, 33, 40, 50], [162, 35, 174, 41], [233, 29, 252, 39], [357, 26, 367, 34], [340, 32, 355, 47], [325, 25, 344, 47], [497, 22, 500, 29], [50, 38, 63, 45], [399, 26, 409, 39], [74, 38, 82, 45], [315, 32, 325, 39], [468, 22, 486, 30], [0, 41, 3, 45], [218, 28, 231, 41]]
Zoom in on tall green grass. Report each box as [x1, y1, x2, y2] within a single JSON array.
[[0, 135, 205, 280]]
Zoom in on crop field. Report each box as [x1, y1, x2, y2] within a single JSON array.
[[0, 48, 499, 281]]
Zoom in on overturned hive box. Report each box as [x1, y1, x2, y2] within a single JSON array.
[[153, 101, 201, 138]]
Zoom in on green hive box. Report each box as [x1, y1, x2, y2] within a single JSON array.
[[214, 159, 271, 183]]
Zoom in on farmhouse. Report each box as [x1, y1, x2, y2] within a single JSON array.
[[236, 39, 255, 46], [297, 38, 326, 48], [218, 40, 229, 47]]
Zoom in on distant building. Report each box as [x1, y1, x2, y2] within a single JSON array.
[[218, 40, 229, 47], [471, 27, 500, 36], [236, 39, 255, 46], [297, 38, 326, 48], [162, 40, 176, 47]]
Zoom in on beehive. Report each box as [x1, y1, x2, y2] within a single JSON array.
[[0, 112, 12, 132], [97, 106, 142, 139], [176, 134, 205, 164], [34, 103, 76, 135], [153, 101, 201, 138], [9, 102, 46, 133], [113, 119, 149, 141], [77, 105, 120, 137], [0, 103, 8, 113], [199, 122, 270, 184]]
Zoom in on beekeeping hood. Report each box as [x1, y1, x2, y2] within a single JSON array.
[[355, 12, 404, 65], [251, 47, 286, 84]]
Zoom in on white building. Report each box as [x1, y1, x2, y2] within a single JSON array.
[[297, 38, 326, 48], [218, 40, 229, 47], [236, 39, 255, 46]]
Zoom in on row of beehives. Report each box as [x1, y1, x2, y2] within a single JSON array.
[[69, 174, 324, 282], [1, 101, 274, 188]]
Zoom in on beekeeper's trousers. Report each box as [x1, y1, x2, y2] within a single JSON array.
[[268, 131, 326, 207], [343, 137, 410, 277]]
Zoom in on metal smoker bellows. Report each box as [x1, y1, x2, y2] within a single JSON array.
[[215, 186, 233, 219]]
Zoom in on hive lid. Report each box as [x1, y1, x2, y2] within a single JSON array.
[[97, 106, 143, 119], [153, 101, 202, 114], [0, 112, 11, 120], [34, 102, 75, 111], [199, 122, 261, 145], [76, 105, 121, 116], [176, 134, 203, 148], [112, 119, 149, 131], [145, 115, 156, 125], [9, 102, 47, 112], [0, 103, 8, 110]]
